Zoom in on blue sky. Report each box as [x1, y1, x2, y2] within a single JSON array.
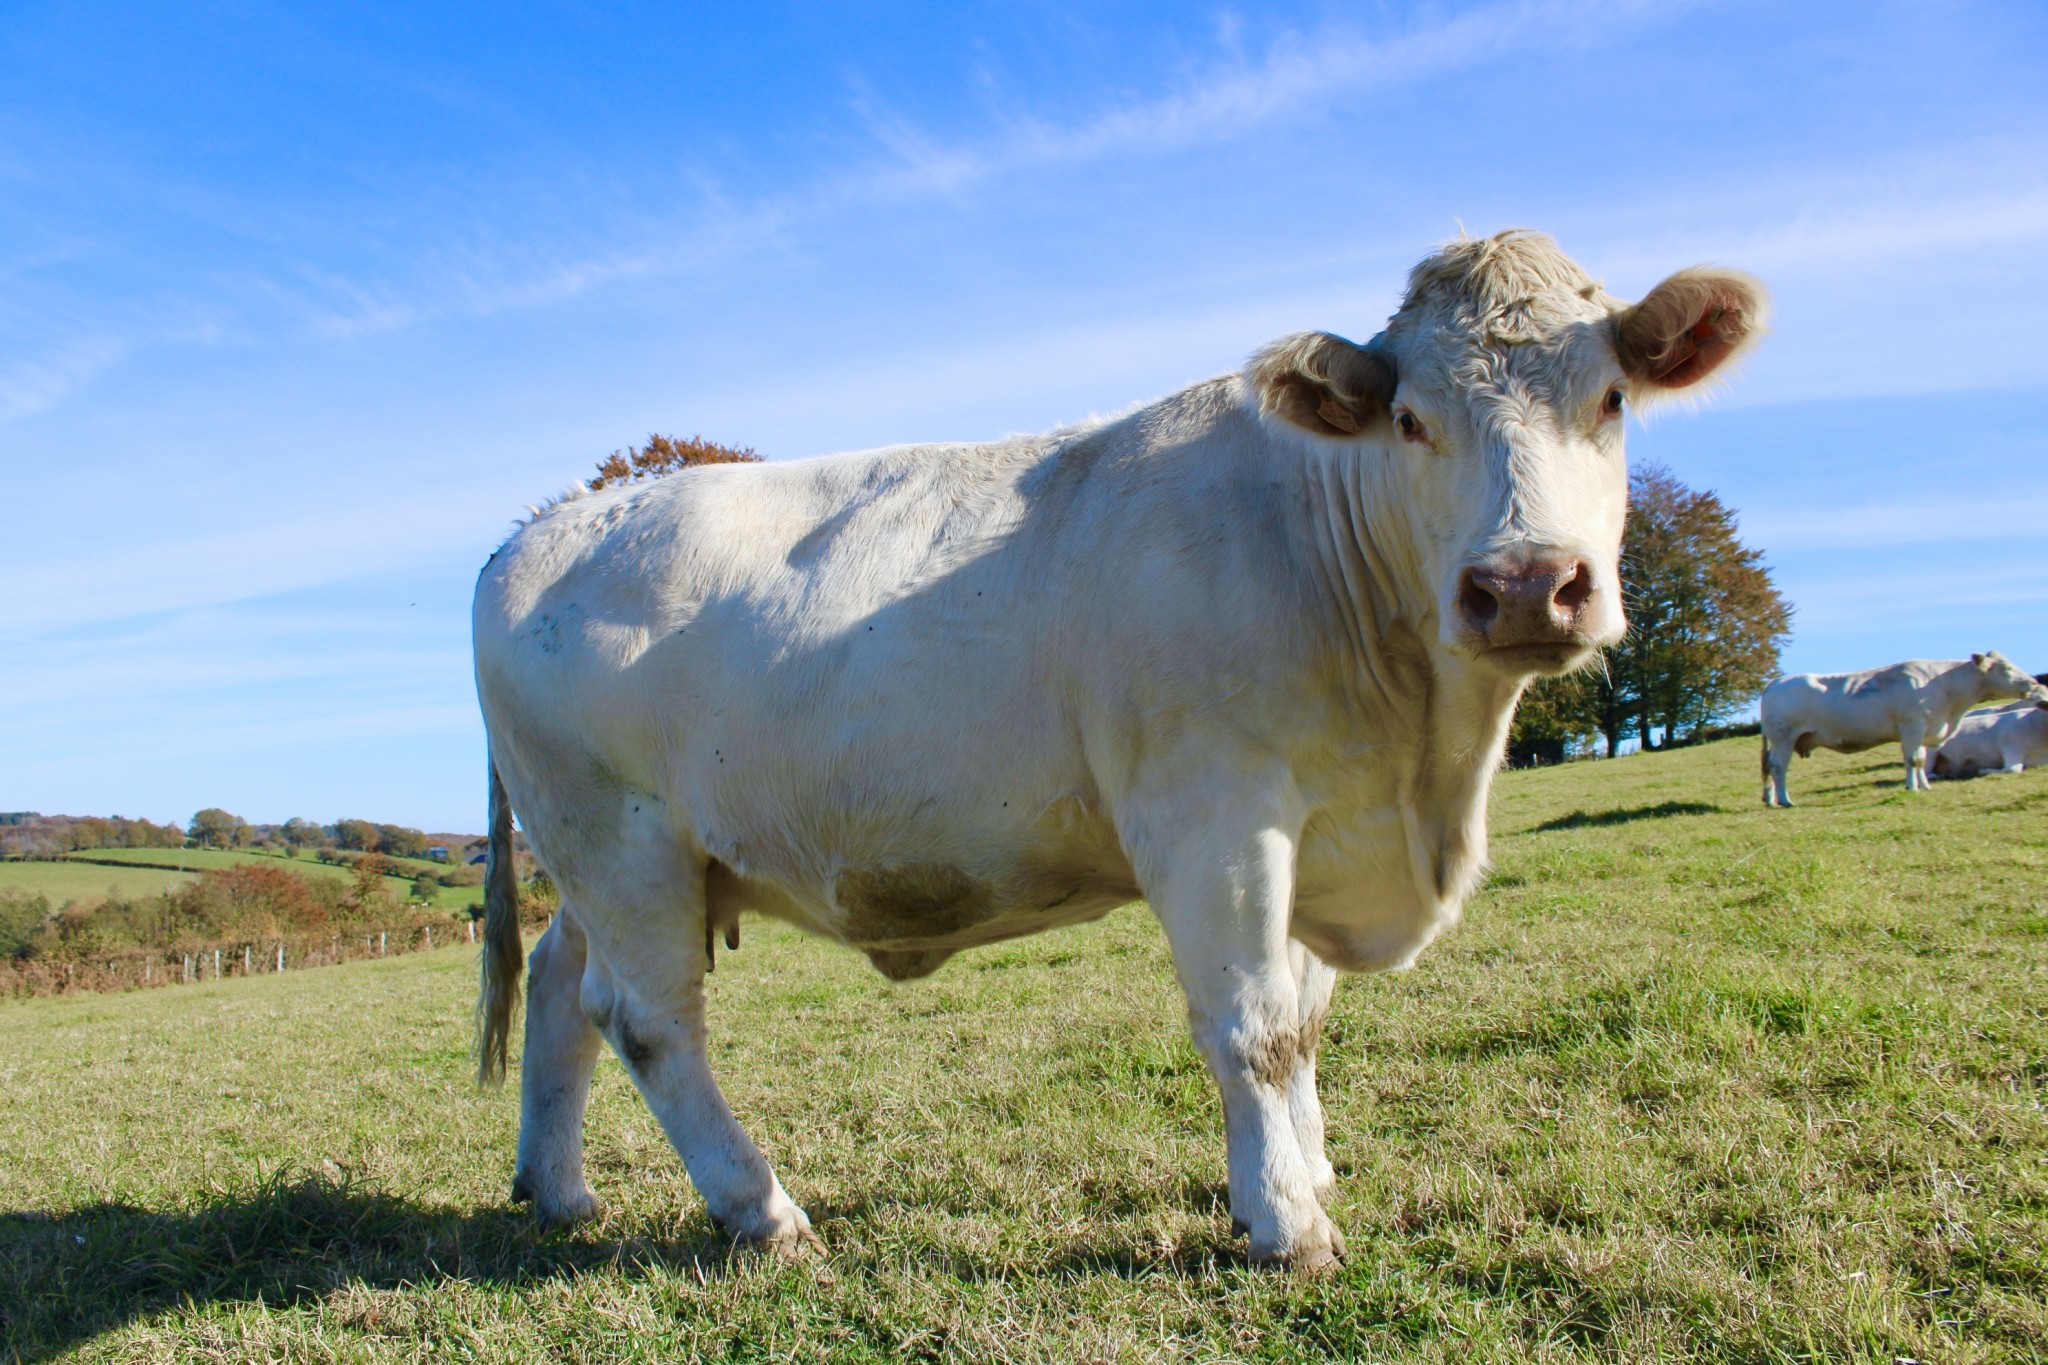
[[4, 0, 2046, 832]]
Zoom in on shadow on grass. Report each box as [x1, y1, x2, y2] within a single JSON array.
[[1, 1171, 1263, 1358], [1526, 801, 1721, 833], [0, 1169, 743, 1362]]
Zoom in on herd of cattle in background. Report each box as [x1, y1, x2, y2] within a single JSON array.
[[1759, 651, 2048, 806]]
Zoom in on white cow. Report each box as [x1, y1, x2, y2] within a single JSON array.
[[1930, 700, 2048, 779], [1760, 653, 2047, 805], [473, 230, 1767, 1268]]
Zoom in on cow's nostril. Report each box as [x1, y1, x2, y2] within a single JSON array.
[[1552, 562, 1594, 616], [1458, 570, 1499, 629]]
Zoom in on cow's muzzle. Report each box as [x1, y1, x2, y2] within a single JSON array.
[[1454, 557, 1605, 673]]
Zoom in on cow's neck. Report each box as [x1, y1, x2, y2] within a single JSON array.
[[1929, 660, 1992, 710], [1297, 450, 1523, 907]]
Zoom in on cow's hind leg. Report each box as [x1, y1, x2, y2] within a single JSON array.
[[1766, 737, 1796, 807], [563, 803, 815, 1252], [514, 906, 604, 1225], [1286, 942, 1337, 1202]]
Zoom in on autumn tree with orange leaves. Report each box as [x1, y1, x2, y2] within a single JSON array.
[[588, 433, 760, 490]]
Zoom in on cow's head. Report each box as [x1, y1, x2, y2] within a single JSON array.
[[1973, 651, 2048, 703], [1248, 230, 1767, 677]]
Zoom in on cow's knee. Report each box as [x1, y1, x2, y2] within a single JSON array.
[[1193, 1011, 1301, 1090]]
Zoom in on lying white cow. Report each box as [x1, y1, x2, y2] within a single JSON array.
[[1930, 700, 2048, 779], [472, 230, 1767, 1268], [1760, 653, 2047, 805]]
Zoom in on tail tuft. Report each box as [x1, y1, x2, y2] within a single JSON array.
[[475, 756, 525, 1088]]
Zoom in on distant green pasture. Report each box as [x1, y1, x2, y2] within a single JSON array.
[[0, 846, 482, 911], [0, 861, 195, 902]]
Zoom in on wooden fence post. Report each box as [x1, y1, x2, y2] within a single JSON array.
[[380, 931, 387, 956], [425, 926, 432, 950], [277, 944, 285, 972], [214, 949, 221, 979], [467, 919, 475, 944], [244, 945, 252, 974]]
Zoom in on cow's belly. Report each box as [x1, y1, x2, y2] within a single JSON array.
[[702, 795, 1142, 978]]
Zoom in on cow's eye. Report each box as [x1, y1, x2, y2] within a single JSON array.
[[1603, 387, 1625, 416], [1395, 411, 1423, 441]]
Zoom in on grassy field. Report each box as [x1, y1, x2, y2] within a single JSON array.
[[0, 862, 197, 903], [0, 846, 484, 912], [58, 846, 459, 878], [2, 737, 2043, 1362]]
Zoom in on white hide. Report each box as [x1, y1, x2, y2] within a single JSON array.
[[472, 230, 1766, 1267], [1930, 701, 2048, 779], [1760, 653, 2048, 804]]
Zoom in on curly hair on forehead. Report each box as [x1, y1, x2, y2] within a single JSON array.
[[1394, 230, 1608, 343]]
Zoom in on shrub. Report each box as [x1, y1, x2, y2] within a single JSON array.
[[0, 890, 51, 961]]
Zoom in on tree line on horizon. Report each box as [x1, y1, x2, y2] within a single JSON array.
[[0, 811, 495, 863]]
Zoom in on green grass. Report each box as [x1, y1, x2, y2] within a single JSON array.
[[0, 861, 197, 902], [0, 846, 484, 912], [2, 737, 2044, 1362]]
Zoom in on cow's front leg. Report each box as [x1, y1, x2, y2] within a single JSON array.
[[1900, 725, 1930, 791], [513, 906, 604, 1225], [568, 846, 815, 1252], [1287, 941, 1338, 1201], [1145, 821, 1344, 1270]]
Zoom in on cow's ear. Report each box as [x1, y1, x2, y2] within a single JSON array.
[[1973, 652, 1990, 668], [1247, 332, 1397, 437], [1615, 267, 1769, 391]]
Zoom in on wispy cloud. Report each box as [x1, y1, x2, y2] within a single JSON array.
[[0, 500, 501, 632], [1746, 495, 2048, 552], [0, 335, 125, 423], [980, 0, 1693, 171]]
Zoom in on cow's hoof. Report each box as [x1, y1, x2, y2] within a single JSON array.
[[532, 1187, 603, 1229], [1243, 1210, 1346, 1272], [723, 1201, 821, 1258], [1249, 1222, 1347, 1274]]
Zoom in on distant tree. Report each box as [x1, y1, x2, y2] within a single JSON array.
[[411, 874, 440, 904], [333, 818, 380, 852], [587, 433, 759, 491], [348, 856, 393, 910], [1511, 464, 1791, 758], [375, 823, 430, 859], [1505, 670, 1600, 766], [187, 808, 243, 850], [1621, 465, 1792, 748], [279, 817, 322, 849]]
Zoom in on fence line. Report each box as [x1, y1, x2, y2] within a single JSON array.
[[0, 917, 501, 1000]]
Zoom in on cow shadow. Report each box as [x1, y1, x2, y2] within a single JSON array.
[[1526, 801, 1721, 833], [0, 1171, 746, 1361], [2, 1172, 1262, 1357]]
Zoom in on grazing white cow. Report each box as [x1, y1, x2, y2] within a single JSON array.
[[1930, 700, 2048, 779], [1760, 653, 2047, 805], [473, 230, 1767, 1268]]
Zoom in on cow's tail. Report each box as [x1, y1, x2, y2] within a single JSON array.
[[1760, 733, 1770, 782], [476, 753, 524, 1088]]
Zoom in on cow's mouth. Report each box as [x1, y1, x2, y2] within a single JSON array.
[[1482, 639, 1595, 676]]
